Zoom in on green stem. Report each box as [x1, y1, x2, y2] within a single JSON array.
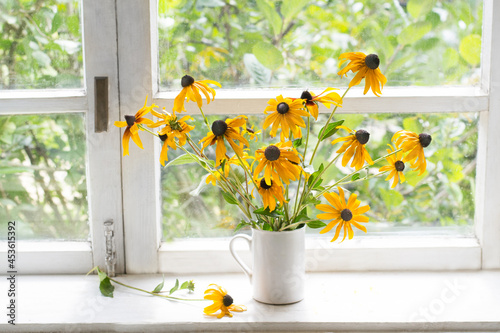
[[138, 124, 159, 136], [338, 170, 389, 186], [109, 278, 206, 302], [291, 152, 342, 223], [279, 220, 314, 231], [309, 87, 350, 164], [316, 149, 401, 199], [198, 106, 211, 131]]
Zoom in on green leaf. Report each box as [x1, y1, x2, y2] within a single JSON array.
[[407, 0, 436, 19], [189, 174, 209, 196], [243, 53, 271, 84], [166, 154, 198, 167], [252, 41, 284, 71], [443, 48, 459, 71], [293, 138, 303, 148], [180, 280, 195, 292], [152, 276, 165, 293], [196, 0, 225, 10], [459, 34, 481, 66], [351, 173, 360, 181], [32, 51, 51, 67], [169, 279, 180, 295], [255, 0, 282, 36], [158, 0, 168, 14], [397, 22, 432, 46], [222, 191, 239, 205], [51, 13, 63, 33], [254, 207, 282, 218], [262, 222, 273, 231], [307, 220, 327, 229], [380, 188, 404, 207], [166, 154, 214, 169], [403, 117, 423, 134], [96, 267, 114, 298], [318, 120, 344, 142], [234, 221, 249, 233], [281, 0, 309, 21], [308, 163, 324, 188]]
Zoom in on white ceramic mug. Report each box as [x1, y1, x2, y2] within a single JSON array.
[[229, 227, 305, 304]]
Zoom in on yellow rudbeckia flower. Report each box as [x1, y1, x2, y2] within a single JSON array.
[[203, 284, 246, 319], [114, 96, 156, 156], [316, 187, 370, 242], [263, 95, 309, 140], [199, 116, 249, 166], [338, 52, 387, 96], [331, 126, 374, 170], [256, 177, 287, 212], [379, 144, 406, 188], [296, 88, 343, 120], [253, 141, 302, 186], [173, 75, 221, 113], [392, 130, 432, 175]]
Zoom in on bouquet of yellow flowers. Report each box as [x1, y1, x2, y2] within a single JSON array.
[[115, 52, 432, 242]]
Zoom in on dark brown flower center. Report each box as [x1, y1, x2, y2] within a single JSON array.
[[355, 129, 370, 145], [125, 115, 135, 127], [212, 120, 228, 136], [260, 178, 272, 189], [419, 133, 432, 148], [340, 208, 353, 222], [264, 145, 281, 161], [222, 294, 233, 307], [181, 75, 195, 87], [395, 160, 405, 172], [159, 134, 168, 142], [277, 102, 290, 114], [300, 90, 313, 102], [365, 54, 380, 70]]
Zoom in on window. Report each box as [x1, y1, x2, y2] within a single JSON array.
[[116, 0, 500, 274], [0, 1, 124, 274], [3, 0, 498, 274]]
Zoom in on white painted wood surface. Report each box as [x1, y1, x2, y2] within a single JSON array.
[[159, 236, 481, 274], [154, 87, 487, 115], [0, 241, 92, 274], [1, 271, 499, 331], [0, 90, 87, 114], [83, 0, 125, 273], [475, 0, 500, 269], [117, 0, 162, 273]]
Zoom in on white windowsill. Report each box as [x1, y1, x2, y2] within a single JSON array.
[[3, 271, 500, 332]]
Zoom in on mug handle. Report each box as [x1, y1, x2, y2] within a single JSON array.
[[229, 234, 252, 283]]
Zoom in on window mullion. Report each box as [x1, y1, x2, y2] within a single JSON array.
[[475, 0, 500, 269], [116, 0, 162, 273], [82, 0, 125, 273]]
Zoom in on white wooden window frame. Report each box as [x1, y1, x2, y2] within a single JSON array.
[[0, 1, 125, 274], [119, 0, 500, 274]]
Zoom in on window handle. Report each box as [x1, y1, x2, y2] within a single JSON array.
[[104, 220, 116, 277], [94, 77, 109, 133]]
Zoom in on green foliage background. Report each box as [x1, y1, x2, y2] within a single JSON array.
[[0, 0, 481, 240]]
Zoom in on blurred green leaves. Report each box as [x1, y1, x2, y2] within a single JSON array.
[[159, 0, 482, 89]]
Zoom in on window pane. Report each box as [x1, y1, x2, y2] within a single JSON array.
[[161, 112, 477, 240], [158, 0, 482, 90], [0, 0, 83, 89], [0, 113, 88, 240]]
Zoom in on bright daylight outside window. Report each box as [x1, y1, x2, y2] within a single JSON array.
[[157, 0, 481, 240], [0, 0, 88, 241]]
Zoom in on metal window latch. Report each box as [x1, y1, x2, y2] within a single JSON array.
[[104, 220, 116, 277], [95, 77, 109, 133]]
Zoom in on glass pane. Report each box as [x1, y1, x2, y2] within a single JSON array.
[[0, 0, 83, 89], [158, 0, 482, 90], [0, 113, 89, 240], [161, 112, 477, 240]]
